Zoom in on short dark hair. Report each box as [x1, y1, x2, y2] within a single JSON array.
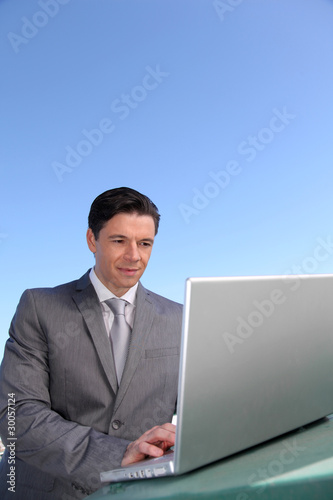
[[88, 187, 160, 239]]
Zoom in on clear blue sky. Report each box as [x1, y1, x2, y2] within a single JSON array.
[[1, 0, 333, 351]]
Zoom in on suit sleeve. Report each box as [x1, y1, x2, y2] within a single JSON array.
[[0, 289, 130, 495]]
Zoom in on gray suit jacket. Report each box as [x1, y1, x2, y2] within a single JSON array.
[[0, 271, 182, 499]]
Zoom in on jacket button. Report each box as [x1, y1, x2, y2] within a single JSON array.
[[112, 420, 121, 430]]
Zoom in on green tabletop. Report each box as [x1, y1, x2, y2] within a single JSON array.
[[88, 415, 333, 500]]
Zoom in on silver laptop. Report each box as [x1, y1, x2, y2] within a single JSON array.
[[101, 274, 333, 483]]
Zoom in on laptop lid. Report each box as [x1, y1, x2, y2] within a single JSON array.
[[174, 274, 333, 475]]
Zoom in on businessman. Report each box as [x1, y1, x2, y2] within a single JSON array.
[[0, 187, 182, 499]]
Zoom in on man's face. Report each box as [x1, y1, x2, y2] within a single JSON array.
[[86, 212, 155, 297]]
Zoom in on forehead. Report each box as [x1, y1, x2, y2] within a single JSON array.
[[101, 212, 155, 236]]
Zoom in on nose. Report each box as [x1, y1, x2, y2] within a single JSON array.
[[124, 243, 141, 262]]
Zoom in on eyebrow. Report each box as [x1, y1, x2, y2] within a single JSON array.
[[108, 234, 127, 239], [108, 234, 154, 244]]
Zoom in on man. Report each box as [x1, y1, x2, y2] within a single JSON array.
[[0, 187, 182, 499]]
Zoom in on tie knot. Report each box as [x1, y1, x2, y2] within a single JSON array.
[[105, 298, 127, 316]]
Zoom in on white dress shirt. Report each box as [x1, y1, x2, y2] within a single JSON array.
[[89, 268, 137, 335]]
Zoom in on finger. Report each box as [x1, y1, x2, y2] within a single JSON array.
[[158, 422, 176, 432], [121, 439, 164, 466], [143, 423, 176, 437], [137, 441, 165, 458], [121, 424, 176, 466], [144, 424, 176, 444]]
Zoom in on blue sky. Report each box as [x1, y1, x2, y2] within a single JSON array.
[[1, 0, 333, 351]]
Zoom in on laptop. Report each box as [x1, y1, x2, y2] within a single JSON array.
[[100, 274, 333, 482]]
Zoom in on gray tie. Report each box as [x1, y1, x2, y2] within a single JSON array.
[[105, 298, 131, 384]]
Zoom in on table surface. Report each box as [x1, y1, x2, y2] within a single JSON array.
[[88, 414, 333, 500]]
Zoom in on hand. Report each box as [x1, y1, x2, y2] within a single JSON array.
[[121, 423, 176, 466]]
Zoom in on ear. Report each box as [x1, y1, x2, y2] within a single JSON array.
[[86, 228, 97, 254]]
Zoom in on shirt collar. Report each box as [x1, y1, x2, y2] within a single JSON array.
[[89, 267, 138, 306]]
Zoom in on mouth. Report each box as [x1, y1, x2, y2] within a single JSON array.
[[118, 268, 140, 277]]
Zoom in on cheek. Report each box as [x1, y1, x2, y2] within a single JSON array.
[[143, 254, 152, 267]]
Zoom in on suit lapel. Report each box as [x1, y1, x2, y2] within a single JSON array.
[[114, 283, 154, 412], [72, 271, 118, 394]]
